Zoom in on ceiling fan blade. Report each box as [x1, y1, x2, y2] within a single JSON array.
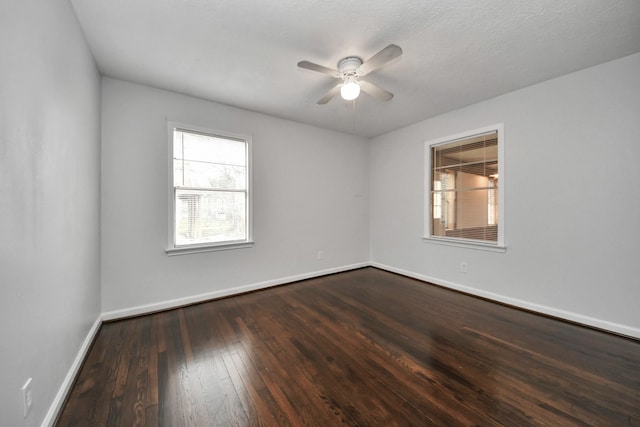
[[359, 80, 394, 102], [317, 83, 342, 104], [359, 44, 403, 75], [297, 60, 340, 78]]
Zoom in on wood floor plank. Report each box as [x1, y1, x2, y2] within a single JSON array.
[[56, 267, 640, 426]]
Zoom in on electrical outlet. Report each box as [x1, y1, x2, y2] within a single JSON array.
[[459, 262, 468, 273], [22, 378, 33, 417], [317, 250, 324, 260]]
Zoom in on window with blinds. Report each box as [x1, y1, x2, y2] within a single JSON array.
[[169, 125, 251, 250], [427, 124, 504, 247]]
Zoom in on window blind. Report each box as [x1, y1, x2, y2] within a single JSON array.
[[431, 130, 498, 242]]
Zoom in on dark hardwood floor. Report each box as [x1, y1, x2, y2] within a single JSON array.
[[56, 267, 640, 426]]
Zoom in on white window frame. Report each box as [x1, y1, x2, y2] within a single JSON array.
[[166, 122, 254, 256], [423, 123, 505, 252]]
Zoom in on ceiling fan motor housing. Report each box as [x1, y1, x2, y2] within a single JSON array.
[[338, 57, 363, 77]]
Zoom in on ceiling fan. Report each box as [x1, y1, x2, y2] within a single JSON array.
[[297, 44, 403, 105]]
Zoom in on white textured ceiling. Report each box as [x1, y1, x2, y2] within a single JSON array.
[[70, 0, 640, 137]]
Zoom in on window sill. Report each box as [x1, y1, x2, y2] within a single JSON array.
[[166, 240, 254, 256], [423, 236, 506, 253]]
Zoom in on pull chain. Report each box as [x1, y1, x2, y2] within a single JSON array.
[[352, 99, 356, 134]]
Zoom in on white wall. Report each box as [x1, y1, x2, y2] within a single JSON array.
[[0, 0, 101, 425], [369, 53, 640, 338], [101, 78, 369, 314]]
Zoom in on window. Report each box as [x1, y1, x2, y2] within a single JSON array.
[[425, 124, 504, 249], [167, 123, 252, 254]]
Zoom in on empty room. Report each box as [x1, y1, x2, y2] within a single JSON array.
[[2, 0, 640, 426]]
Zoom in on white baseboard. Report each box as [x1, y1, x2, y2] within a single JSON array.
[[102, 262, 369, 321], [41, 261, 638, 425], [370, 262, 640, 340], [41, 314, 102, 427], [103, 260, 640, 338]]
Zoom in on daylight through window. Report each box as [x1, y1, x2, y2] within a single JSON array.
[[170, 127, 250, 249]]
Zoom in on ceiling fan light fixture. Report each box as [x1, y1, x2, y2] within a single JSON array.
[[298, 44, 402, 104], [340, 77, 360, 100]]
